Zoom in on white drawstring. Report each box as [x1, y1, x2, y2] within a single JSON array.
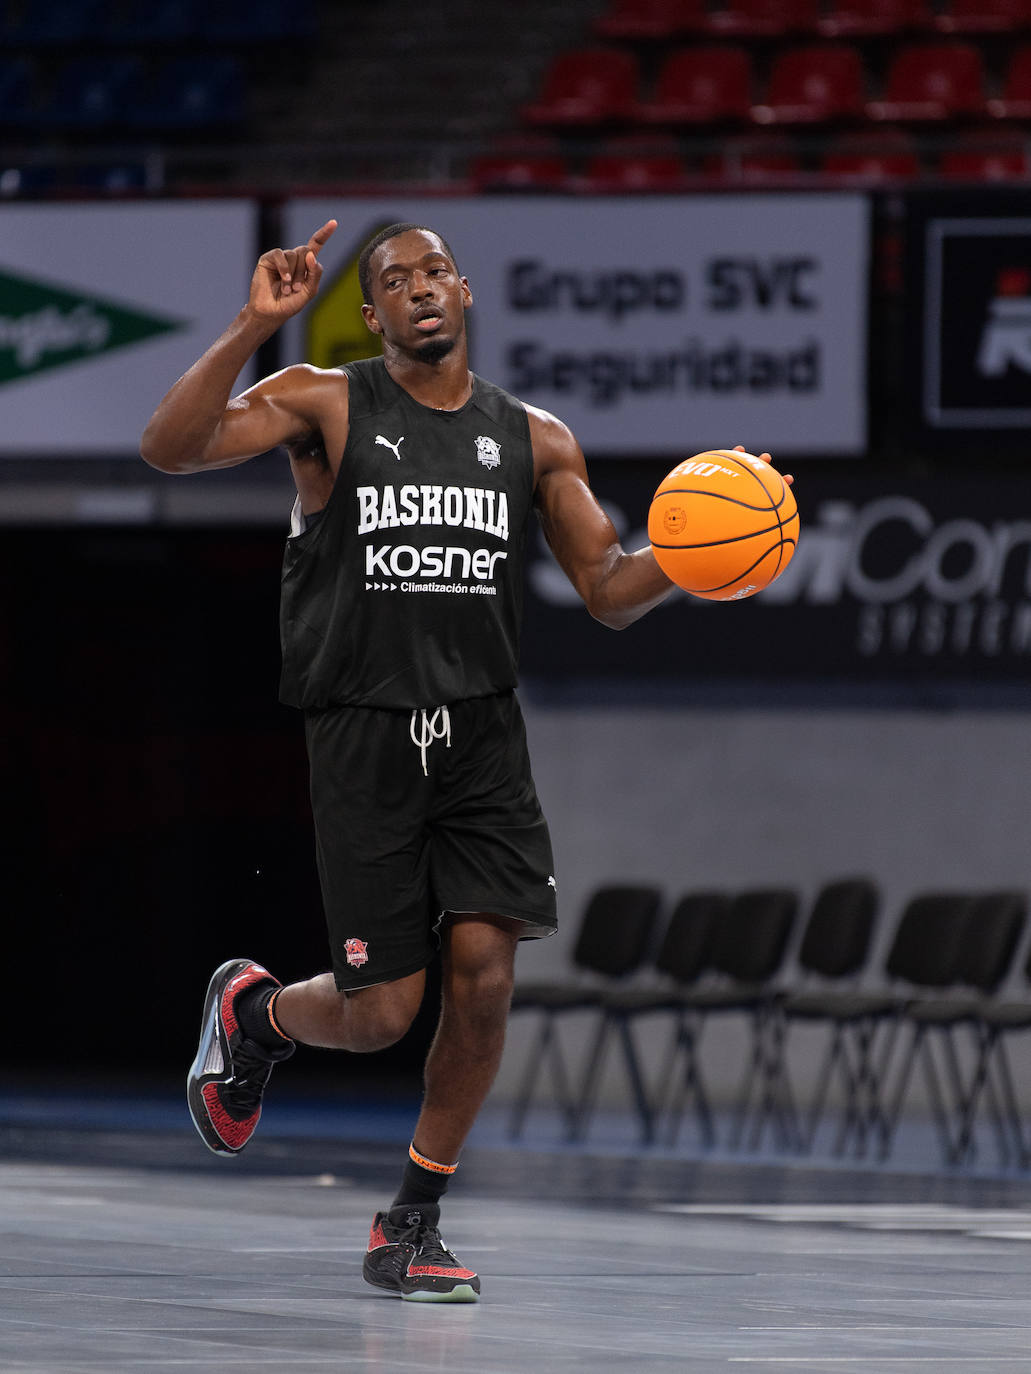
[[410, 706, 451, 776]]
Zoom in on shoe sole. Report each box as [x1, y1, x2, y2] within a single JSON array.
[[363, 1264, 480, 1303], [403, 1284, 480, 1303], [187, 957, 253, 1157]]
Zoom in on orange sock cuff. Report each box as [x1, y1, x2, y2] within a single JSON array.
[[266, 989, 292, 1041], [409, 1142, 458, 1175]]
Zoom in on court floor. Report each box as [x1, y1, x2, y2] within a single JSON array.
[[4, 1090, 1031, 1372]]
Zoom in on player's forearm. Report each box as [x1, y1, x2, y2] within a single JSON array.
[[140, 308, 277, 473], [585, 546, 675, 630]]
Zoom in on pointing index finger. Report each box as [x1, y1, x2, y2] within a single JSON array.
[[307, 220, 337, 256]]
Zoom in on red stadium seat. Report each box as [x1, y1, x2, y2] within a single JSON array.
[[988, 45, 1031, 118], [703, 132, 803, 182], [705, 0, 820, 36], [818, 0, 933, 37], [581, 136, 688, 190], [752, 44, 866, 123], [820, 127, 922, 179], [468, 137, 568, 192], [594, 0, 710, 40], [939, 127, 1031, 178], [635, 46, 752, 125], [934, 0, 1031, 35], [521, 48, 640, 128], [867, 42, 986, 120]]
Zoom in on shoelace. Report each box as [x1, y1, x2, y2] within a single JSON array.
[[390, 1216, 459, 1267], [221, 1040, 276, 1115], [410, 705, 451, 776]]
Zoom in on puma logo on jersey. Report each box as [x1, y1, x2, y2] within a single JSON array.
[[375, 434, 405, 461]]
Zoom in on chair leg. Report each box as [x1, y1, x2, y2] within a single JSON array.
[[664, 1015, 715, 1149], [990, 1037, 1031, 1168], [877, 1023, 922, 1162], [570, 1013, 614, 1143], [617, 1016, 657, 1145], [508, 1014, 553, 1140]]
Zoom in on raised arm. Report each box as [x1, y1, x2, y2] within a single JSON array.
[[531, 407, 675, 631], [140, 220, 338, 474]]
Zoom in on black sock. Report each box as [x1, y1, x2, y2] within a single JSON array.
[[235, 985, 292, 1055], [392, 1144, 457, 1208]]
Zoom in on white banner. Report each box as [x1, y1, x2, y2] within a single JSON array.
[[0, 202, 256, 455], [284, 195, 868, 456]]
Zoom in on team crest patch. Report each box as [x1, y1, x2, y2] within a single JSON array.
[[475, 435, 501, 469], [344, 938, 369, 968]]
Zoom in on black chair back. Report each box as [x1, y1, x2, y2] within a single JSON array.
[[954, 890, 1026, 993], [884, 892, 972, 987], [797, 877, 879, 979], [571, 884, 664, 979], [708, 887, 799, 983], [654, 891, 728, 984]]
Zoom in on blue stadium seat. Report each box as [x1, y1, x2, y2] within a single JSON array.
[[123, 56, 244, 129], [203, 0, 309, 43], [0, 57, 35, 126], [38, 56, 144, 128], [2, 0, 107, 45], [99, 0, 203, 45]]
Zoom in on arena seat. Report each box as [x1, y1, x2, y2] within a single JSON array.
[[634, 46, 753, 126], [987, 45, 1031, 119], [818, 0, 933, 37], [38, 56, 144, 128], [594, 0, 710, 40], [820, 127, 922, 179], [752, 44, 867, 124], [581, 135, 688, 190], [867, 42, 986, 120], [939, 127, 1031, 179], [468, 137, 569, 192], [934, 0, 1031, 35], [704, 0, 821, 37], [0, 57, 34, 127], [123, 56, 244, 130], [521, 48, 641, 128], [703, 131, 803, 181]]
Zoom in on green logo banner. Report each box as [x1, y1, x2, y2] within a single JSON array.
[[0, 267, 184, 384]]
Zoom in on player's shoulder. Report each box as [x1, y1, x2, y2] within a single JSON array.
[[522, 400, 583, 472], [258, 361, 349, 398]]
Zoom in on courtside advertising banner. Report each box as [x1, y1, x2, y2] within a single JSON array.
[[906, 189, 1031, 443], [521, 469, 1031, 688], [0, 202, 256, 454], [283, 196, 869, 456]]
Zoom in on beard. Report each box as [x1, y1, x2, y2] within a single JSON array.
[[414, 334, 456, 365]]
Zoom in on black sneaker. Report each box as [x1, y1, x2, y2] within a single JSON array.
[[187, 958, 294, 1157], [363, 1203, 480, 1303]]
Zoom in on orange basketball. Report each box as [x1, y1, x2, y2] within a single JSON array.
[[648, 449, 799, 601]]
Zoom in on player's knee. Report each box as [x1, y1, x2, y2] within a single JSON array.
[[454, 959, 515, 1025]]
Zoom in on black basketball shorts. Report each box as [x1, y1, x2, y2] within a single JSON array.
[[304, 690, 558, 991]]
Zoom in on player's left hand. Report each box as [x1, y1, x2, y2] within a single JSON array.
[[732, 443, 793, 487]]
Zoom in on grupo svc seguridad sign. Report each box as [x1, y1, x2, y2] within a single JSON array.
[[283, 196, 869, 457]]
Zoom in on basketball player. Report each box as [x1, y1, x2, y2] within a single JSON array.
[[141, 220, 787, 1303]]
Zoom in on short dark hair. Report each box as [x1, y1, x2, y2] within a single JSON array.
[[357, 222, 460, 305]]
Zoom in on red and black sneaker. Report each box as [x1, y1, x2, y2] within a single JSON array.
[[363, 1203, 481, 1303], [187, 958, 294, 1157]]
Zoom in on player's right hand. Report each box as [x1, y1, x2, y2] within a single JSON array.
[[247, 219, 338, 322]]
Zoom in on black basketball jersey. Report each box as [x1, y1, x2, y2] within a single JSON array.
[[279, 356, 535, 710]]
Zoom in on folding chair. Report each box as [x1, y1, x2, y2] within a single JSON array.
[[745, 877, 879, 1150], [506, 884, 663, 1139], [662, 887, 799, 1149], [948, 910, 1031, 1167], [777, 892, 973, 1158], [570, 891, 727, 1145], [879, 890, 1026, 1164]]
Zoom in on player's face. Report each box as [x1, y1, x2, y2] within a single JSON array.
[[361, 230, 472, 361]]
